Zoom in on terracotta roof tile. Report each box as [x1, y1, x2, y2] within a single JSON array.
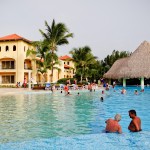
[[64, 64, 70, 68], [59, 55, 72, 60], [0, 34, 31, 43]]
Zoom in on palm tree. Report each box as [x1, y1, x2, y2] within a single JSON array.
[[26, 41, 56, 84], [37, 51, 60, 83], [101, 50, 131, 74], [39, 19, 73, 82], [70, 46, 97, 83]]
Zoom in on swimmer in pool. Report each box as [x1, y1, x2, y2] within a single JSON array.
[[128, 110, 142, 132]]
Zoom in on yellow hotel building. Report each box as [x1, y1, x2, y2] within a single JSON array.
[[0, 34, 75, 86]]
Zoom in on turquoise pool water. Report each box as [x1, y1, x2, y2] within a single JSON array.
[[0, 87, 150, 150]]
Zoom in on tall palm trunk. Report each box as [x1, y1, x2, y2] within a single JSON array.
[[51, 65, 53, 82], [80, 74, 83, 83], [51, 50, 54, 82], [86, 77, 88, 82], [41, 73, 46, 85]]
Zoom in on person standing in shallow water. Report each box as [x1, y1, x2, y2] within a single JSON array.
[[128, 110, 142, 132], [121, 88, 126, 94], [105, 114, 122, 134], [134, 90, 138, 95]]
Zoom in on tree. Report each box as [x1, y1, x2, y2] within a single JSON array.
[[87, 60, 102, 82], [26, 41, 60, 84], [101, 50, 131, 76], [39, 19, 73, 82], [70, 46, 97, 83]]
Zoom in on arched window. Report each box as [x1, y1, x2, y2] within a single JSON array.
[[13, 45, 16, 51], [6, 46, 9, 51], [0, 46, 1, 52]]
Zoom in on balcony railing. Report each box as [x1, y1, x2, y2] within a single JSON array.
[[0, 66, 15, 69], [24, 67, 32, 70], [0, 81, 15, 84]]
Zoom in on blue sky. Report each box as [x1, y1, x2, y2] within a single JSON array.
[[0, 0, 150, 59]]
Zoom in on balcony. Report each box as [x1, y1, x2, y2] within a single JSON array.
[[24, 66, 32, 70], [24, 60, 32, 70], [1, 66, 15, 69], [0, 65, 15, 70]]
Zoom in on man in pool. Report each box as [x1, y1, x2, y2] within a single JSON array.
[[105, 114, 122, 134], [128, 110, 142, 132], [121, 88, 126, 94]]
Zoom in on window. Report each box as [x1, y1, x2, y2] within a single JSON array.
[[13, 45, 16, 51], [64, 75, 66, 78], [64, 62, 65, 64], [24, 46, 26, 52], [2, 61, 15, 69], [67, 62, 69, 65], [6, 46, 9, 51], [2, 75, 15, 84], [0, 46, 1, 52]]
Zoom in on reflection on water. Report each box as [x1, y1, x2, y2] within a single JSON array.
[[0, 87, 150, 145], [0, 92, 97, 143]]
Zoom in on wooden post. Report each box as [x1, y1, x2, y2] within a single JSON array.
[[141, 77, 144, 89], [108, 79, 111, 85], [123, 78, 126, 87]]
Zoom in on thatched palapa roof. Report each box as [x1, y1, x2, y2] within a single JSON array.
[[104, 41, 150, 79]]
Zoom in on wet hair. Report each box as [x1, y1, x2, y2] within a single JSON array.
[[68, 92, 70, 94], [77, 92, 79, 95], [129, 110, 136, 116], [100, 97, 103, 100]]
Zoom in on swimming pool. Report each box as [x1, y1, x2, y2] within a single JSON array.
[[0, 87, 150, 150]]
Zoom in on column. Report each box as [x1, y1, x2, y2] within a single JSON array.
[[123, 78, 126, 87], [108, 79, 111, 85], [140, 77, 144, 89], [28, 70, 32, 90], [47, 71, 50, 83]]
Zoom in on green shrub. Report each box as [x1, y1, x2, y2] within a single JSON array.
[[57, 78, 75, 84]]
